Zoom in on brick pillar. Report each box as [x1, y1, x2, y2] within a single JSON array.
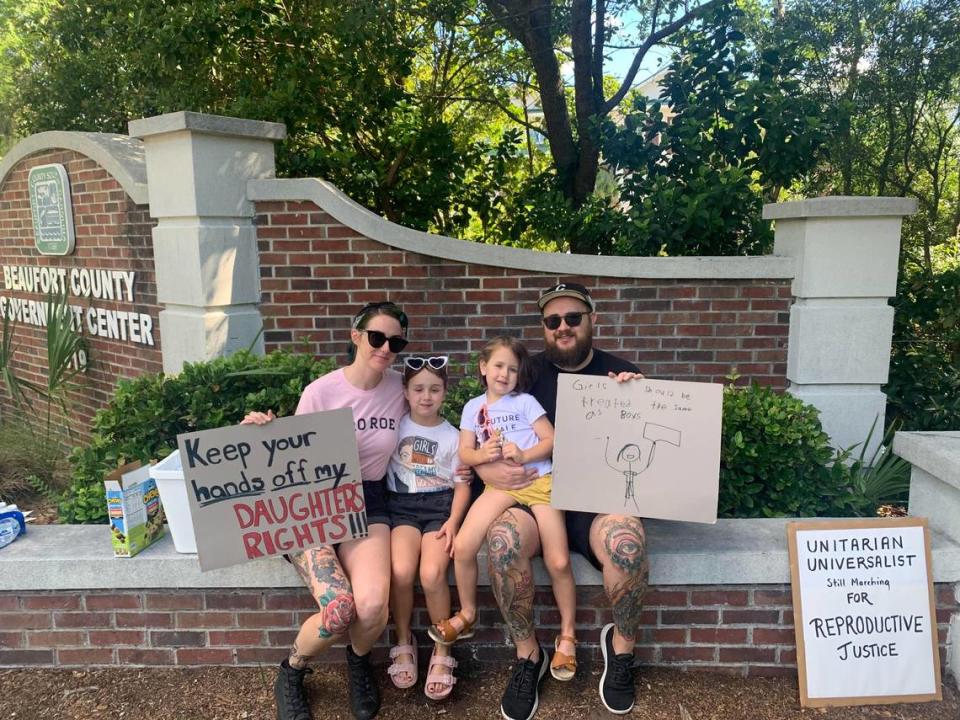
[[128, 111, 286, 372], [763, 197, 917, 455]]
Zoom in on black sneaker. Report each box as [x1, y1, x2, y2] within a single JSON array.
[[599, 623, 639, 714], [275, 658, 313, 720], [500, 645, 549, 720], [345, 644, 381, 720]]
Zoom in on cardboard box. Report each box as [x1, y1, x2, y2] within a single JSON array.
[[105, 461, 166, 557]]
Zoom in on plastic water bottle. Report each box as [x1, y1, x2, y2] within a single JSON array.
[[0, 512, 24, 549]]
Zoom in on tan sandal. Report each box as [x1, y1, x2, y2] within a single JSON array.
[[427, 611, 476, 646], [423, 646, 458, 701], [550, 635, 577, 681], [387, 634, 417, 689]]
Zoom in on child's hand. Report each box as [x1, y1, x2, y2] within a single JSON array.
[[454, 463, 474, 483], [478, 436, 502, 463], [501, 442, 524, 464], [435, 520, 459, 557]]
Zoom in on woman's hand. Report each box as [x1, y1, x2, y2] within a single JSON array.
[[241, 409, 276, 425], [501, 442, 524, 464], [435, 519, 460, 557], [454, 463, 474, 483]]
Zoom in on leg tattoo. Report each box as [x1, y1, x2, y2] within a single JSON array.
[[289, 640, 313, 667], [487, 516, 534, 642], [292, 549, 355, 639], [600, 517, 649, 642]]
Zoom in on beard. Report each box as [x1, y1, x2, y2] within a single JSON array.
[[544, 330, 592, 369]]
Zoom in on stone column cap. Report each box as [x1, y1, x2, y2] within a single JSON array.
[[894, 431, 960, 492], [128, 111, 286, 141], [763, 196, 917, 220]]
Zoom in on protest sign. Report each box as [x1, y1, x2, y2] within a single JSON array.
[[787, 518, 941, 707], [177, 409, 365, 572], [551, 375, 721, 523]]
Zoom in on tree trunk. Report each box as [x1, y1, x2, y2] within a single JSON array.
[[485, 0, 579, 198]]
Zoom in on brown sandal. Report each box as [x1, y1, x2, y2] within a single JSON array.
[[427, 611, 476, 646], [550, 635, 577, 681]]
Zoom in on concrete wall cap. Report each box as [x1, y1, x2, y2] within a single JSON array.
[[894, 431, 960, 492], [248, 178, 796, 280], [4, 519, 959, 590], [763, 196, 918, 220], [129, 111, 287, 141], [0, 131, 148, 204]]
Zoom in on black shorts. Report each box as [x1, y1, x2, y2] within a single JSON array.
[[388, 489, 453, 534], [508, 505, 602, 572], [362, 479, 391, 528]]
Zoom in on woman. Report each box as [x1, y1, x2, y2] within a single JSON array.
[[243, 301, 409, 720]]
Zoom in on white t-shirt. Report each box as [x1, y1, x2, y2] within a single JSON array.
[[386, 415, 464, 493], [460, 392, 552, 478]]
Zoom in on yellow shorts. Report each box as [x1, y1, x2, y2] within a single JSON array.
[[485, 473, 552, 508]]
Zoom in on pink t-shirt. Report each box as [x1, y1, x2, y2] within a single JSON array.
[[296, 368, 406, 482]]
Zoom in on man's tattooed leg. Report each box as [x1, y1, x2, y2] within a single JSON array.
[[598, 515, 649, 643], [486, 513, 535, 642]]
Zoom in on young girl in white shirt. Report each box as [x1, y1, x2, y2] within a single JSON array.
[[385, 356, 471, 700]]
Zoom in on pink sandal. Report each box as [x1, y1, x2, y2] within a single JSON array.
[[424, 646, 457, 701], [387, 634, 418, 689]]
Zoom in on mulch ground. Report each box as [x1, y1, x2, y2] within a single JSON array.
[[1, 664, 956, 719]]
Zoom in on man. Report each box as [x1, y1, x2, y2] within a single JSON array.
[[476, 281, 648, 720]]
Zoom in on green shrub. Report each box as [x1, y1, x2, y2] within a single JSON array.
[[60, 349, 334, 523], [719, 383, 851, 517], [0, 423, 67, 502]]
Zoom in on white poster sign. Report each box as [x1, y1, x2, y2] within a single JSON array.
[[788, 518, 941, 707], [551, 375, 722, 523]]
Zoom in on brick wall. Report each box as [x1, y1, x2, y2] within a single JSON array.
[[255, 201, 791, 388], [2, 584, 955, 674], [0, 149, 161, 442]]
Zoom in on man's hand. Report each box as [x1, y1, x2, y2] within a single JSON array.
[[608, 371, 645, 383], [474, 460, 537, 492]]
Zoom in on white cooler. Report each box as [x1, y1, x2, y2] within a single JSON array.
[[150, 450, 197, 553]]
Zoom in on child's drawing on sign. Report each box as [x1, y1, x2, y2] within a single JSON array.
[[602, 423, 682, 512]]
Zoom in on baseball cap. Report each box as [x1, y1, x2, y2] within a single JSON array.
[[537, 281, 595, 312]]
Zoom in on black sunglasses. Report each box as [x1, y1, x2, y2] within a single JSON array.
[[360, 329, 409, 353], [404, 356, 449, 371], [542, 312, 586, 330]]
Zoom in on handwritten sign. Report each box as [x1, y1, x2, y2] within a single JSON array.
[[177, 409, 365, 572], [787, 518, 941, 707], [551, 375, 721, 523]]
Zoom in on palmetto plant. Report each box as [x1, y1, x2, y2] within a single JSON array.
[[0, 302, 39, 410], [41, 288, 87, 440]]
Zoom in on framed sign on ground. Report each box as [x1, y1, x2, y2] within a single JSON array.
[[787, 518, 941, 707], [551, 375, 722, 523], [177, 409, 365, 572]]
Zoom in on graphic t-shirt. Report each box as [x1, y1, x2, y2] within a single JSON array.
[[460, 392, 552, 478], [296, 368, 405, 482], [385, 415, 464, 494]]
